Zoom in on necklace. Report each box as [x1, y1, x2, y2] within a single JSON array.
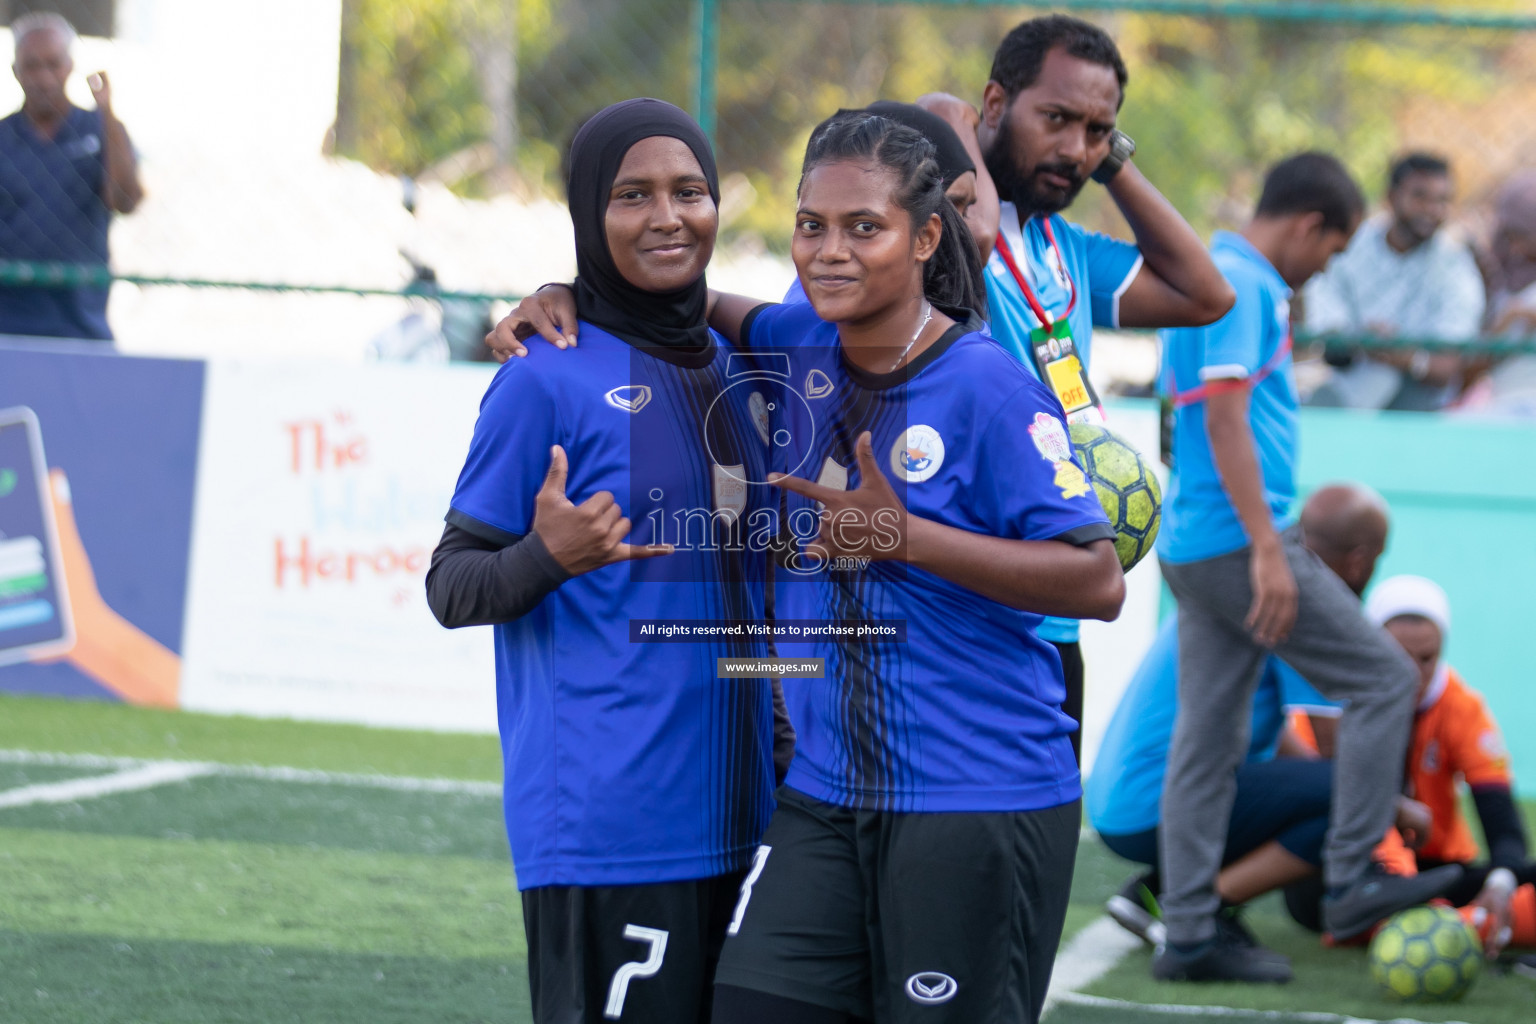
[[889, 301, 933, 371]]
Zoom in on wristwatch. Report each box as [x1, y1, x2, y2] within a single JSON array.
[[1092, 129, 1136, 184]]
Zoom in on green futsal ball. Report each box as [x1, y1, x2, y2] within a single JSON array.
[[1068, 423, 1162, 572], [1368, 904, 1482, 1003]]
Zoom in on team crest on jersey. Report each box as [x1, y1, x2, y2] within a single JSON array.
[[1054, 460, 1091, 499], [1029, 412, 1091, 499], [805, 368, 835, 399], [890, 425, 945, 483], [713, 463, 747, 525], [1028, 412, 1072, 463], [604, 385, 652, 414], [748, 390, 772, 444], [1422, 739, 1441, 774]]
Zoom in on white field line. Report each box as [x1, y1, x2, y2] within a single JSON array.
[[0, 760, 213, 809], [1055, 992, 1474, 1024], [0, 748, 500, 797], [1045, 915, 1144, 1014]]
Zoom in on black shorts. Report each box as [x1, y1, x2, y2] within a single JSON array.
[[713, 787, 1080, 1023], [522, 870, 746, 1024]]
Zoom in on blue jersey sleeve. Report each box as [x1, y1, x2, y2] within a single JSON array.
[[448, 361, 563, 543], [974, 378, 1114, 543], [743, 299, 826, 351], [1064, 220, 1143, 329], [1194, 266, 1267, 380]]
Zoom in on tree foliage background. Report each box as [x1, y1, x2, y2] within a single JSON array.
[[333, 0, 1536, 244]]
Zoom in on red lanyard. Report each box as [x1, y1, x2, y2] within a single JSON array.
[[992, 217, 1078, 328], [1166, 332, 1294, 409]]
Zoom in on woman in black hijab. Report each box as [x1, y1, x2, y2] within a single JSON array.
[[564, 97, 720, 350], [428, 99, 783, 1024]]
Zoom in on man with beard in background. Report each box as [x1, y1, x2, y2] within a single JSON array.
[[953, 14, 1234, 766]]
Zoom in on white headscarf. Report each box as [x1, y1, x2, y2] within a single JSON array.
[[1365, 575, 1451, 710]]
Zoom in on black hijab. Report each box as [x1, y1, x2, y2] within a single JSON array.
[[566, 98, 720, 350], [862, 101, 975, 190]]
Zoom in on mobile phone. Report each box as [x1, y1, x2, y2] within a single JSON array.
[[0, 406, 73, 665]]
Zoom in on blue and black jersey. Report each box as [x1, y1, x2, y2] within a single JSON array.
[[449, 323, 775, 888], [744, 302, 1114, 813]]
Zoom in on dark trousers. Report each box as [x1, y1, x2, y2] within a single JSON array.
[[1158, 527, 1419, 944], [1101, 758, 1334, 871]]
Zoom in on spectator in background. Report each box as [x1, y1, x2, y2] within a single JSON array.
[[1486, 168, 1536, 335], [1155, 153, 1459, 984], [1304, 153, 1485, 411], [1089, 484, 1391, 950], [1457, 169, 1536, 416], [0, 12, 142, 342], [1364, 575, 1536, 959]]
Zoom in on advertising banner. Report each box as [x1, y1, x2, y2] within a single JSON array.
[[178, 360, 498, 732], [0, 343, 202, 706]]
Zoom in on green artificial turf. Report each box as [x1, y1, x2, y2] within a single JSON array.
[[0, 693, 502, 780], [0, 774, 509, 860], [0, 930, 529, 1024], [0, 697, 526, 1024], [0, 827, 522, 960], [4, 694, 1535, 1024]]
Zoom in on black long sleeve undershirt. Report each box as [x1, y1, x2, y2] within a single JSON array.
[[1427, 783, 1536, 904], [425, 521, 570, 628], [1471, 783, 1530, 871]]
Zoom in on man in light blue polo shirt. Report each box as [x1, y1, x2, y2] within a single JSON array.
[[971, 15, 1234, 765], [1153, 154, 1461, 984], [0, 13, 142, 341]]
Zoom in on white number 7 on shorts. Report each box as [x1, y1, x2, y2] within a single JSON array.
[[604, 925, 669, 1020], [727, 845, 772, 936]]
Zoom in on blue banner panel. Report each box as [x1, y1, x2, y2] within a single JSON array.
[[0, 342, 204, 702]]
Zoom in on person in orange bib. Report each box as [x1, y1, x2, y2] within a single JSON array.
[[1365, 575, 1536, 957]]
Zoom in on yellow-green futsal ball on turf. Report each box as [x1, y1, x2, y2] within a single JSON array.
[[1368, 904, 1482, 1003], [1068, 423, 1161, 572]]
